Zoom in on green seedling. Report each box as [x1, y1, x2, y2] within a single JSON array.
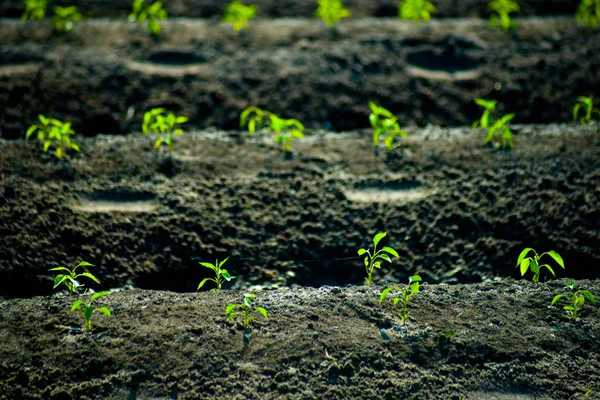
[[26, 114, 80, 159], [551, 281, 596, 320], [223, 1, 257, 31], [129, 0, 168, 35], [380, 275, 422, 326], [21, 0, 47, 21], [368, 101, 408, 156], [240, 107, 305, 155], [398, 0, 436, 23], [316, 0, 351, 29], [142, 108, 188, 157], [573, 96, 600, 125], [576, 0, 600, 29], [358, 232, 399, 285], [472, 98, 515, 150], [471, 98, 497, 130], [71, 291, 111, 331], [226, 293, 268, 330], [198, 257, 235, 291], [51, 6, 82, 33], [488, 0, 520, 31], [516, 248, 565, 283], [50, 261, 100, 295]]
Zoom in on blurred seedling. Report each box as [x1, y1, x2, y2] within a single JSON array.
[[129, 0, 168, 35], [358, 232, 399, 285], [550, 281, 596, 320], [197, 257, 235, 291], [368, 101, 408, 156], [26, 114, 80, 160], [223, 1, 257, 31], [576, 0, 600, 29], [51, 6, 82, 33], [398, 0, 436, 23], [573, 96, 600, 126], [50, 261, 100, 295], [379, 275, 422, 326], [21, 0, 46, 21], [472, 98, 515, 150], [240, 106, 305, 157], [71, 291, 111, 331], [488, 0, 520, 31], [516, 248, 565, 283], [316, 0, 351, 29], [226, 293, 268, 330], [142, 108, 188, 158]]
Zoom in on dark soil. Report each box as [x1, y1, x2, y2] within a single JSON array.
[[1, 280, 599, 399]]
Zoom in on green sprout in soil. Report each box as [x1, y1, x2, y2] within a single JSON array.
[[488, 0, 520, 31], [240, 106, 305, 157], [380, 275, 422, 326], [472, 98, 515, 150], [226, 293, 268, 330], [516, 248, 565, 283], [573, 96, 600, 126], [368, 101, 408, 156], [142, 108, 188, 158], [51, 6, 82, 33], [316, 0, 351, 29], [129, 0, 168, 36], [26, 114, 80, 160], [398, 0, 436, 23], [71, 291, 111, 331], [50, 261, 100, 295], [550, 281, 596, 320], [197, 257, 236, 292], [576, 0, 600, 29], [358, 232, 399, 285], [21, 0, 47, 21], [223, 1, 257, 31]]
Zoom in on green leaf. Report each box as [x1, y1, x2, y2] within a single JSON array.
[[222, 271, 232, 280], [219, 257, 230, 268], [71, 300, 85, 312], [91, 291, 110, 302], [581, 290, 596, 306], [357, 248, 367, 256], [197, 278, 212, 290], [378, 254, 392, 263], [53, 275, 67, 289], [374, 261, 381, 269], [381, 246, 399, 258], [373, 232, 386, 247], [199, 262, 217, 271], [516, 248, 534, 266], [255, 307, 268, 319], [96, 307, 111, 317], [409, 275, 422, 283], [393, 297, 401, 306], [550, 294, 564, 306], [43, 141, 52, 152], [519, 258, 531, 276], [543, 251, 565, 269], [225, 304, 237, 315], [541, 264, 556, 277], [380, 287, 393, 303], [49, 267, 72, 273], [77, 272, 100, 284], [410, 282, 420, 295]]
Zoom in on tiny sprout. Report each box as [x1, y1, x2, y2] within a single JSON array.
[[50, 261, 100, 295], [26, 114, 80, 160], [240, 106, 305, 156], [71, 291, 111, 331], [516, 248, 565, 283], [573, 96, 600, 125], [398, 0, 436, 23], [129, 0, 168, 35], [198, 257, 236, 291], [223, 1, 257, 31], [368, 101, 408, 156], [358, 232, 399, 285], [21, 0, 47, 21], [488, 0, 520, 31], [315, 0, 351, 29], [226, 293, 268, 330], [379, 275, 422, 326], [550, 281, 596, 320], [576, 0, 600, 29], [142, 108, 188, 157], [472, 98, 515, 150], [51, 6, 82, 33]]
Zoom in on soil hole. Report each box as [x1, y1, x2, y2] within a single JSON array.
[[72, 191, 159, 213], [344, 182, 433, 203], [146, 50, 204, 66]]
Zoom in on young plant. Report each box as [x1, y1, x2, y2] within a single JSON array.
[[240, 107, 305, 156], [550, 281, 596, 320], [472, 98, 515, 150], [516, 248, 565, 283], [142, 108, 188, 157], [398, 0, 436, 23], [379, 275, 422, 326], [316, 0, 351, 29], [573, 96, 600, 125], [26, 114, 80, 159], [368, 101, 408, 156], [226, 293, 268, 330], [21, 0, 47, 21], [488, 0, 520, 31], [358, 232, 399, 285], [576, 0, 600, 29], [71, 291, 111, 331], [223, 1, 257, 31], [128, 0, 168, 35], [50, 261, 100, 295], [51, 6, 82, 33], [471, 98, 497, 130], [197, 257, 235, 292]]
